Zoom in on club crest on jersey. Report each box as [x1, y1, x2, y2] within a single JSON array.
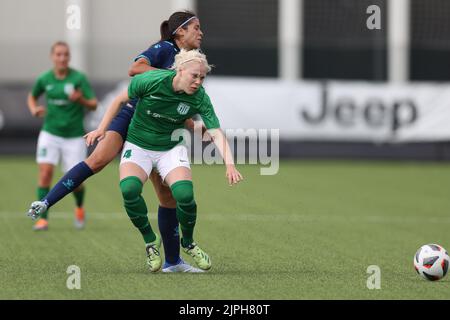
[[64, 83, 75, 96], [177, 103, 190, 115]]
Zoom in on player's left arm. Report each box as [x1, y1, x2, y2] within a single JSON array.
[[184, 118, 209, 139], [73, 94, 97, 110], [199, 93, 243, 185], [70, 75, 97, 110], [207, 128, 243, 186]]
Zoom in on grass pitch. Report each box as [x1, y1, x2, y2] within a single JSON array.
[[1, 156, 450, 299]]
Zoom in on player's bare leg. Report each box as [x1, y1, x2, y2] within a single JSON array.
[[85, 131, 124, 173]]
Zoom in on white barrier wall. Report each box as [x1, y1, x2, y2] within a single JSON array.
[[0, 0, 173, 82], [2, 78, 450, 145], [202, 78, 450, 143]]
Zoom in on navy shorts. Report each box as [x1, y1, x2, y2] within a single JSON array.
[[107, 99, 137, 141]]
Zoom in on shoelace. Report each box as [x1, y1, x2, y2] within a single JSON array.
[[146, 245, 160, 257], [31, 204, 45, 216], [185, 245, 197, 256], [188, 246, 205, 259]]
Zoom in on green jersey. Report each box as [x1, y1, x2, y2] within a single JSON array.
[[127, 69, 220, 151], [31, 68, 95, 138]]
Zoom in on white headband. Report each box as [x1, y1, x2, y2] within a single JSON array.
[[180, 58, 200, 65], [172, 16, 197, 35]]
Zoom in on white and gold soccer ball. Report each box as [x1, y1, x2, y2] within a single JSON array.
[[414, 244, 450, 281]]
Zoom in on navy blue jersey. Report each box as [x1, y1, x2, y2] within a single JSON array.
[[134, 40, 180, 70]]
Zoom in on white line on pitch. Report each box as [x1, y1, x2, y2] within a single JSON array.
[[2, 211, 450, 223]]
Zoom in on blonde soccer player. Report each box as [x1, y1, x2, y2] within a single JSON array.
[[28, 11, 208, 272], [85, 49, 243, 272]]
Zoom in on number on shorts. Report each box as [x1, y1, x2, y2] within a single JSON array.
[[123, 149, 132, 159]]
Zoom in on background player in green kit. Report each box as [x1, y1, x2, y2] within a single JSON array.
[[27, 41, 97, 231], [85, 49, 243, 272]]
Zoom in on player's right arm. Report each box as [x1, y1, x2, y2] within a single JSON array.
[[198, 93, 243, 186], [84, 89, 129, 146], [27, 94, 46, 118], [28, 76, 46, 117], [128, 57, 157, 77], [128, 44, 164, 77]]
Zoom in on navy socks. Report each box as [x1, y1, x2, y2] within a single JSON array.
[[158, 206, 180, 265], [43, 161, 94, 208]]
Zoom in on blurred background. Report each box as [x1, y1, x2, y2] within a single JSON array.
[[2, 1, 450, 300], [1, 0, 450, 160]]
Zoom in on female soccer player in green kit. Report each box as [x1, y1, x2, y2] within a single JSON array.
[[27, 41, 97, 230], [85, 49, 243, 272], [28, 11, 209, 273]]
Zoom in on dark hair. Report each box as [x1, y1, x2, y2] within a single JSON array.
[[50, 41, 69, 53], [160, 10, 197, 41]]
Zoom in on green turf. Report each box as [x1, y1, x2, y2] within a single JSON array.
[[1, 156, 450, 299]]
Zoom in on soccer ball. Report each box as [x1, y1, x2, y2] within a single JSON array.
[[414, 244, 450, 281]]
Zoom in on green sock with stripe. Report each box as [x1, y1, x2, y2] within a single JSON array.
[[73, 186, 85, 208], [37, 186, 50, 219], [170, 180, 197, 248], [120, 176, 156, 244]]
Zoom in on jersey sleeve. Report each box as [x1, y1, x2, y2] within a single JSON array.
[[128, 73, 148, 100], [134, 43, 172, 68], [198, 93, 221, 129], [31, 75, 45, 98], [78, 74, 96, 99]]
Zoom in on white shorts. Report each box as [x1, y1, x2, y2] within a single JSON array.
[[36, 131, 87, 172], [120, 142, 190, 181]]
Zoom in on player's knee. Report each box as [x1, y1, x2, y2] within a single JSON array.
[[160, 198, 177, 208], [120, 176, 143, 201], [39, 168, 53, 185], [170, 180, 195, 205], [86, 152, 111, 173], [157, 187, 177, 208]]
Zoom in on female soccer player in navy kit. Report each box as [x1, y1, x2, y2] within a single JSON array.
[[28, 11, 206, 273], [85, 49, 243, 272]]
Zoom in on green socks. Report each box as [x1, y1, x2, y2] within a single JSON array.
[[37, 186, 50, 219], [119, 177, 198, 247], [170, 180, 197, 248], [119, 176, 156, 244], [73, 186, 85, 208]]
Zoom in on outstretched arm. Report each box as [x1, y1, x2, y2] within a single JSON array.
[[84, 90, 129, 146], [207, 128, 243, 186]]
